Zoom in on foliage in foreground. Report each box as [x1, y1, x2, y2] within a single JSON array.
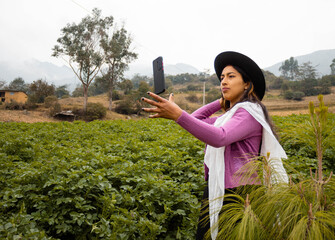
[[0, 119, 205, 239], [0, 98, 334, 239], [213, 95, 335, 240]]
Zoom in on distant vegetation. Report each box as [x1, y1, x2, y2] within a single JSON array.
[[1, 40, 335, 119], [266, 57, 335, 101], [1, 59, 335, 119]]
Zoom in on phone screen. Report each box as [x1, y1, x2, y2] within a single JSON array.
[[153, 56, 165, 94]]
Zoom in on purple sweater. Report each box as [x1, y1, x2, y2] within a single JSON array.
[[176, 100, 262, 188]]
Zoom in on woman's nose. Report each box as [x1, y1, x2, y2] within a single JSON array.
[[221, 78, 227, 86]]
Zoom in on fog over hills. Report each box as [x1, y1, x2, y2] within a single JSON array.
[[126, 63, 200, 77], [0, 60, 200, 91], [1, 49, 334, 92], [0, 59, 78, 91], [264, 49, 335, 76]]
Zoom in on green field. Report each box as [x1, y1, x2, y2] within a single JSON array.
[[0, 115, 334, 239]]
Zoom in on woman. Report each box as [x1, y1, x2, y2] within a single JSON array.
[[142, 51, 288, 239]]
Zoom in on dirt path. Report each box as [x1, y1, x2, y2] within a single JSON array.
[[0, 110, 58, 123]]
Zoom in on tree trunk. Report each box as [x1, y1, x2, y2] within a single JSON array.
[[83, 85, 88, 113], [108, 72, 114, 111], [108, 87, 113, 111]]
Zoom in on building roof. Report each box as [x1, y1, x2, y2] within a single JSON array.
[[0, 89, 27, 93]]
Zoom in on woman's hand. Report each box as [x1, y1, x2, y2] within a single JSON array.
[[142, 92, 183, 121]]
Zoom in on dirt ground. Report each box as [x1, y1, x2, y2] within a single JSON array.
[[0, 109, 130, 123], [264, 93, 335, 116], [0, 90, 334, 123], [0, 109, 57, 123]]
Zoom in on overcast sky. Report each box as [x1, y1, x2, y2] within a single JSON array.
[[1, 0, 335, 74]]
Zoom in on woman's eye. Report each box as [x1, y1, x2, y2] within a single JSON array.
[[229, 75, 235, 78]]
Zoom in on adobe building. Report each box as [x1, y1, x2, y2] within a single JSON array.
[[0, 90, 28, 104]]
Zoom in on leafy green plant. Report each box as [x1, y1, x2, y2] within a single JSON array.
[[0, 119, 204, 239], [1, 99, 334, 239]]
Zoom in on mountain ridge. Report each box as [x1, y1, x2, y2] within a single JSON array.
[[264, 49, 335, 76], [1, 49, 335, 91], [0, 60, 200, 91]]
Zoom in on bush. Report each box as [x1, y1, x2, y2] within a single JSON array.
[[283, 91, 305, 101], [44, 95, 58, 108], [206, 88, 221, 104], [175, 96, 190, 112], [61, 95, 70, 99], [86, 102, 106, 120], [24, 98, 38, 110], [111, 90, 122, 101], [114, 98, 141, 115], [291, 91, 305, 101], [304, 88, 320, 96], [72, 103, 107, 121], [49, 102, 62, 117], [283, 91, 293, 100], [320, 75, 335, 86], [5, 100, 25, 110], [24, 95, 39, 110], [269, 77, 284, 90], [186, 93, 200, 103], [187, 84, 201, 91]]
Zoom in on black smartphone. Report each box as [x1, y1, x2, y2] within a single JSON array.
[[152, 56, 165, 94]]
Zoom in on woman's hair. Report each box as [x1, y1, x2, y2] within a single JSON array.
[[220, 65, 278, 138]]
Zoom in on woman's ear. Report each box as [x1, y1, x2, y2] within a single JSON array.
[[244, 82, 250, 90]]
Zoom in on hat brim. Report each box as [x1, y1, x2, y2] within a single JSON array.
[[214, 51, 265, 100]]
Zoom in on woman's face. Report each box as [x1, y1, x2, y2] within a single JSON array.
[[220, 65, 249, 106]]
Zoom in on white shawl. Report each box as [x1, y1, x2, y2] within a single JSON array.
[[204, 102, 288, 240]]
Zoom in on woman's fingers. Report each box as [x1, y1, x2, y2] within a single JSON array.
[[142, 91, 171, 107], [141, 92, 181, 121], [146, 92, 167, 103], [141, 97, 159, 107], [168, 93, 174, 103], [142, 107, 160, 113], [141, 106, 160, 119], [141, 107, 161, 118], [148, 113, 160, 118]]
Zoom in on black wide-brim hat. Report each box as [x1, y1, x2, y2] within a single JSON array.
[[214, 51, 266, 100]]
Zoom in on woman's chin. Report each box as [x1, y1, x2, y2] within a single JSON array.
[[222, 95, 230, 101]]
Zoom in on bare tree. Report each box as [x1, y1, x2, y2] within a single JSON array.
[[52, 8, 113, 112]]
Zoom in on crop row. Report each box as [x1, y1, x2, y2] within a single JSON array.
[[1, 113, 334, 239], [0, 119, 206, 239]]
